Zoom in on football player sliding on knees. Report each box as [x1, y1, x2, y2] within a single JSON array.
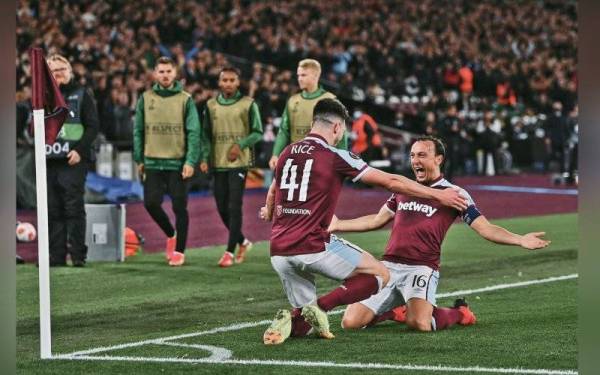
[[259, 99, 469, 345], [327, 136, 550, 333]]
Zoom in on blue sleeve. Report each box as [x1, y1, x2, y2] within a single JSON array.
[[185, 45, 200, 62], [158, 44, 172, 58]]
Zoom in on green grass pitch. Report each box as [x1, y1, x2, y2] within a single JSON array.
[[17, 213, 577, 374]]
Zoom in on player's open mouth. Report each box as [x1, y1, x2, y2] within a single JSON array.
[[413, 167, 425, 178]]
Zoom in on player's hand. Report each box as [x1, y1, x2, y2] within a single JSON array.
[[269, 155, 278, 170], [181, 164, 194, 179], [327, 215, 339, 233], [520, 232, 551, 250], [67, 150, 81, 166], [228, 144, 241, 161], [437, 187, 468, 211], [137, 163, 144, 175], [199, 162, 209, 173], [259, 206, 272, 221]]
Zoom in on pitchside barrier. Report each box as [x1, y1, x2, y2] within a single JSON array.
[[84, 203, 126, 262]]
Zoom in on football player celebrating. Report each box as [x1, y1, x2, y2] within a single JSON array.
[[329, 135, 550, 332], [259, 100, 468, 345]]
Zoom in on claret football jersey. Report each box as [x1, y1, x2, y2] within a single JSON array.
[[270, 133, 369, 256], [383, 177, 481, 270]]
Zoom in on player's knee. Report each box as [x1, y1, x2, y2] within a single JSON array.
[[341, 315, 364, 330], [406, 317, 433, 332]]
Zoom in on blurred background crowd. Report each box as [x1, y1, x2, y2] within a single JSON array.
[[16, 0, 578, 188]]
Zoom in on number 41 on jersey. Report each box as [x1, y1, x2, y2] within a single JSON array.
[[280, 158, 313, 202]]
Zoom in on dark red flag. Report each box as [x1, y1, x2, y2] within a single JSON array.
[[29, 48, 68, 145]]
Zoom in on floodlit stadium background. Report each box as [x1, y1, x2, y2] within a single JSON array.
[[15, 1, 580, 375]]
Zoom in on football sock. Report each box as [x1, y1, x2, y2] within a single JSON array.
[[367, 310, 396, 327], [431, 307, 462, 330], [317, 274, 379, 312], [290, 308, 312, 337]]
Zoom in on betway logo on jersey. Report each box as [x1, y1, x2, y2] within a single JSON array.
[[397, 201, 438, 217], [276, 205, 311, 217]]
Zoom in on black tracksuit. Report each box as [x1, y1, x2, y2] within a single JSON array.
[[47, 81, 98, 265]]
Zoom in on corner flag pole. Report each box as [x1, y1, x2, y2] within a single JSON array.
[[32, 107, 52, 359], [30, 47, 68, 359]]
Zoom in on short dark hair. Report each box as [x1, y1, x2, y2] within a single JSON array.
[[155, 56, 176, 67], [219, 66, 241, 77], [313, 98, 351, 125], [413, 135, 446, 161]]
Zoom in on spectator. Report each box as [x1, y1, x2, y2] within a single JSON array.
[[496, 79, 517, 107], [16, 100, 36, 209], [351, 110, 386, 164], [458, 63, 474, 104], [544, 101, 570, 178], [565, 105, 578, 185], [16, 0, 577, 177], [476, 111, 502, 176], [109, 91, 134, 149], [436, 105, 462, 181]]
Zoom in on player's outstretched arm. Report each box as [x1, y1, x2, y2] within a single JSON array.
[[470, 216, 551, 250], [259, 179, 277, 221], [360, 168, 468, 211], [328, 205, 394, 233]]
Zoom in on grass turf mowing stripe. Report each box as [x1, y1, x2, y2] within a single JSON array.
[[51, 354, 577, 375], [58, 273, 577, 358]]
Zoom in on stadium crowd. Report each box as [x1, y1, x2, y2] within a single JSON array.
[[16, 0, 578, 178]]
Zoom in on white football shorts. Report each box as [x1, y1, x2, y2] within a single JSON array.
[[270, 235, 364, 308], [360, 261, 439, 315]]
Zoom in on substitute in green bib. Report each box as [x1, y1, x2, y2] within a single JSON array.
[[199, 67, 263, 268], [46, 54, 99, 267], [134, 56, 201, 267], [268, 59, 348, 170]]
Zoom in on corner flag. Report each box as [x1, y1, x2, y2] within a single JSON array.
[[29, 47, 68, 359], [29, 47, 68, 144]]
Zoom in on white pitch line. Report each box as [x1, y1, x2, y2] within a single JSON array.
[[157, 342, 232, 361], [59, 273, 578, 365], [435, 273, 577, 298], [66, 320, 271, 356], [51, 354, 577, 375]]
